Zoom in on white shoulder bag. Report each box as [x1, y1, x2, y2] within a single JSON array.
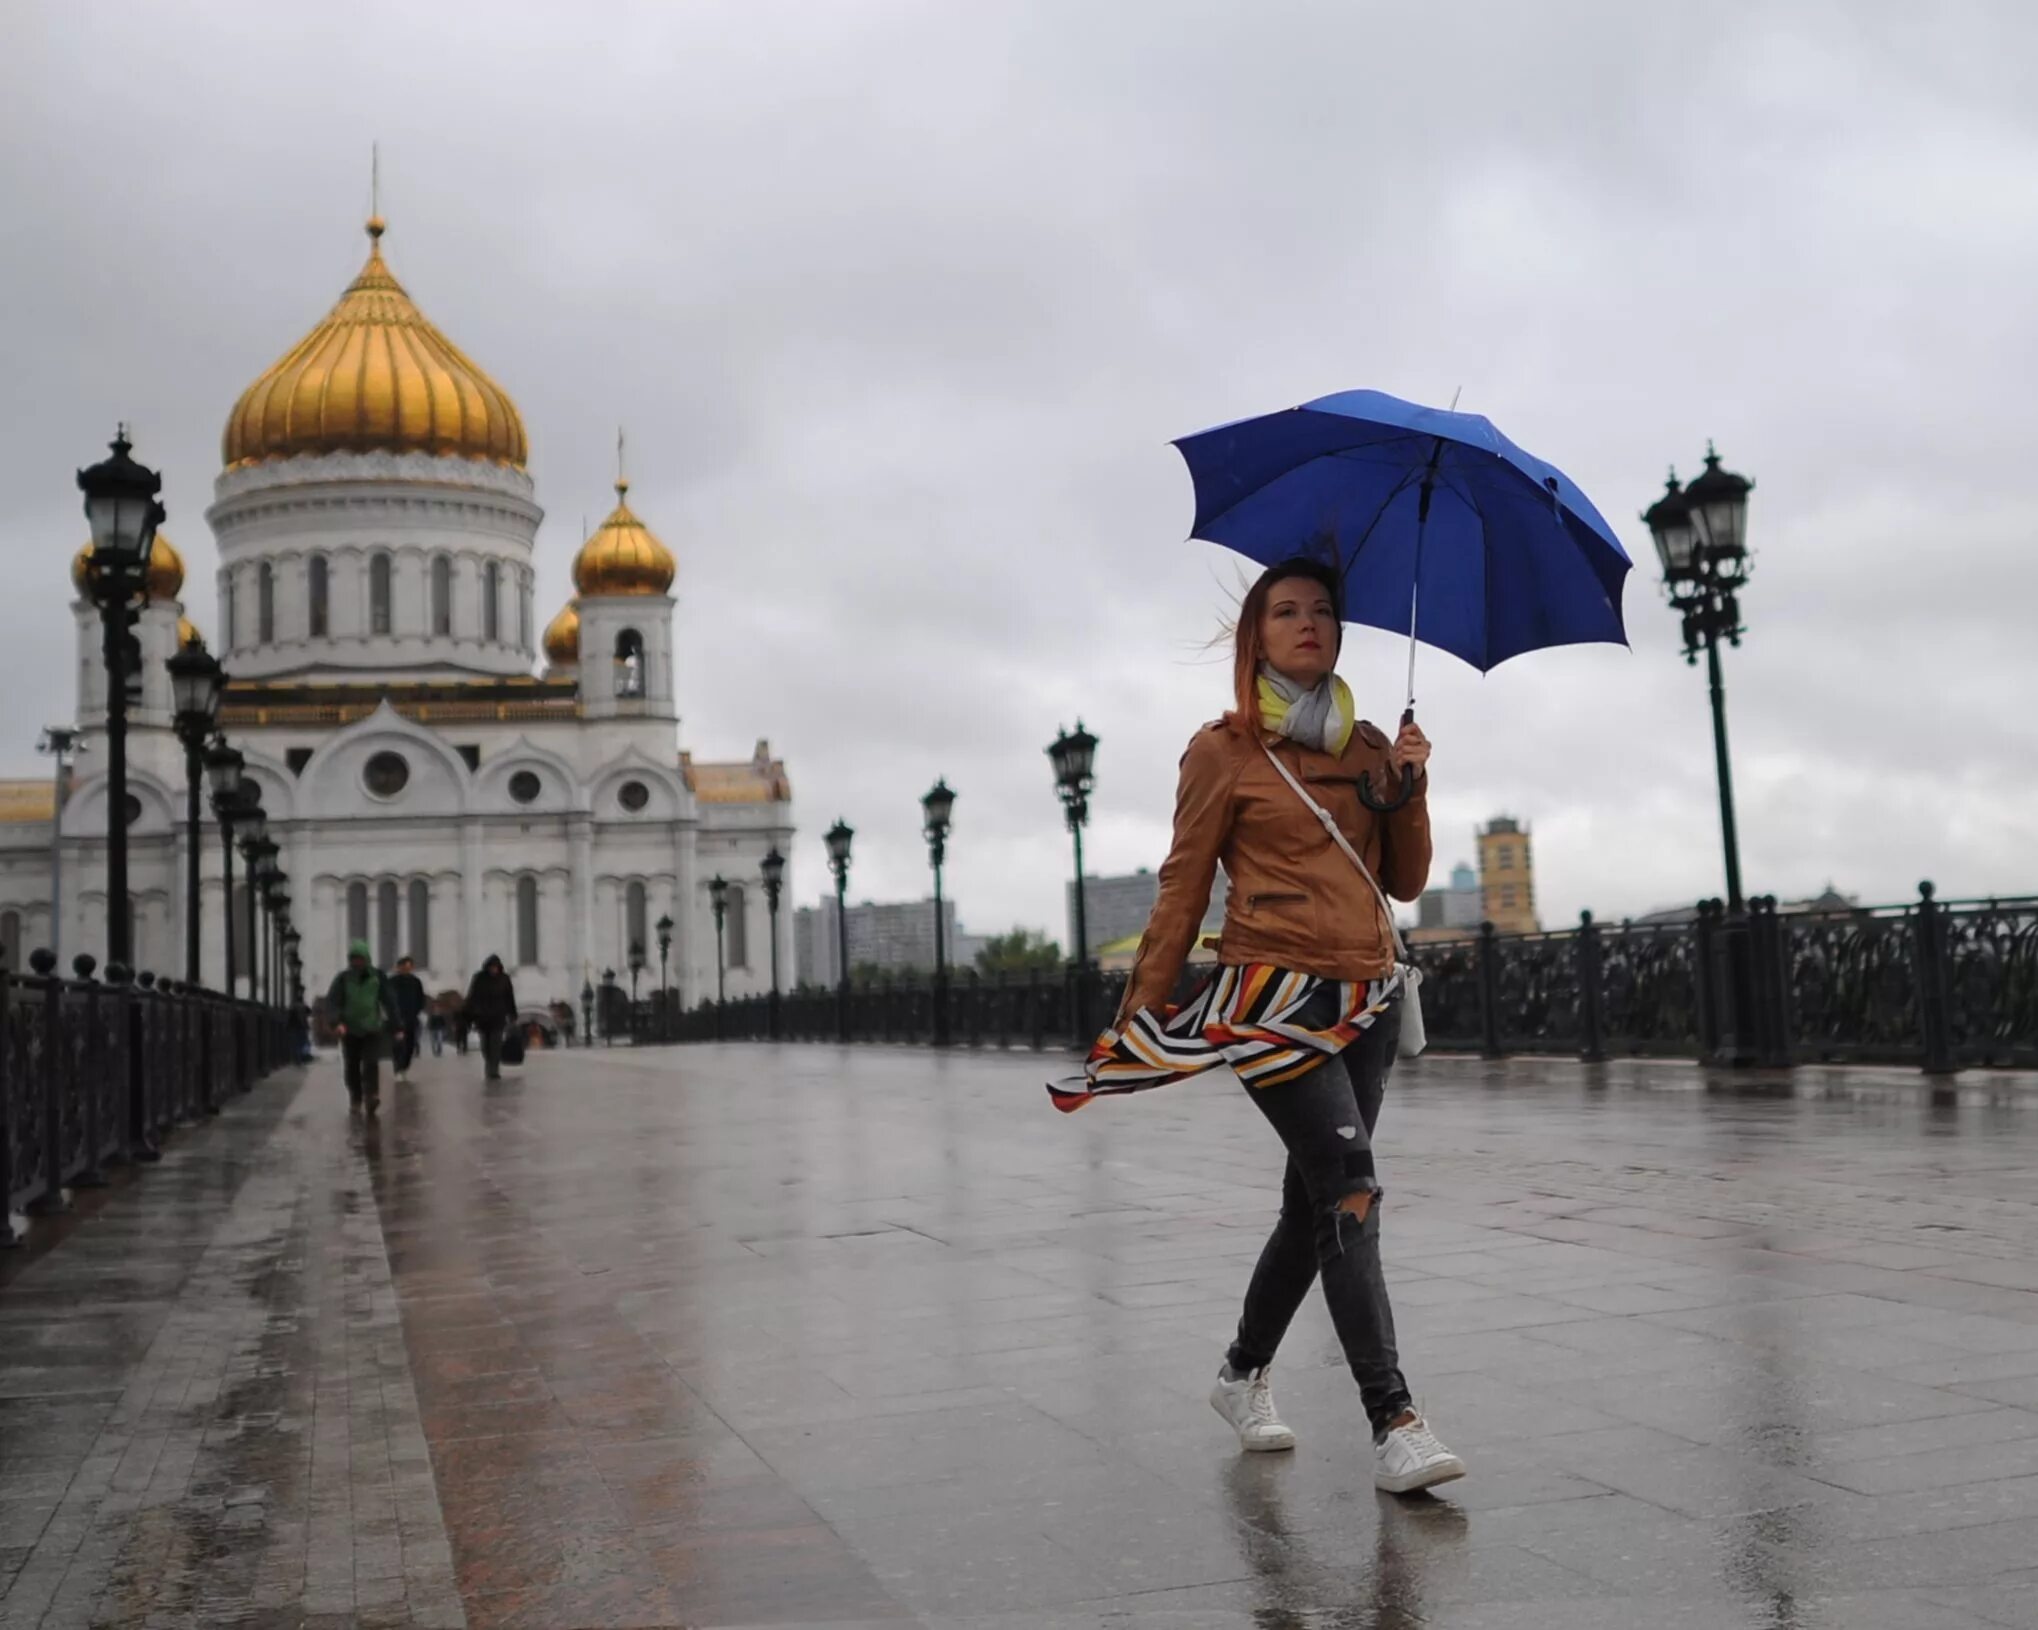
[[1260, 746, 1427, 1058]]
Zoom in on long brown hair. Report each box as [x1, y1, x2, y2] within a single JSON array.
[[1231, 556, 1344, 728]]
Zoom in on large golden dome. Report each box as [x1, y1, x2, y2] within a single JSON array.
[[572, 480, 675, 597], [541, 600, 581, 666], [73, 531, 185, 601], [222, 218, 527, 471]]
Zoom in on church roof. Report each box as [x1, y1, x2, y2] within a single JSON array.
[[0, 781, 55, 824], [681, 740, 791, 804], [221, 675, 580, 729]]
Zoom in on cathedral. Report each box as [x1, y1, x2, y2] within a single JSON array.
[[0, 212, 794, 1011]]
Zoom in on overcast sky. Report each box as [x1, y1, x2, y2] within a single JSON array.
[[4, 0, 2034, 941]]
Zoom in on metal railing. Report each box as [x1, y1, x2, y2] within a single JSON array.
[[636, 884, 2035, 1076], [2, 949, 291, 1246]]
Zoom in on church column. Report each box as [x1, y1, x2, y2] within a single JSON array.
[[672, 819, 697, 1010], [461, 821, 483, 989], [569, 814, 594, 995]]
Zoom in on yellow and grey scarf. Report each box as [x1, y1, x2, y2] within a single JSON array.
[[1257, 667, 1355, 755]]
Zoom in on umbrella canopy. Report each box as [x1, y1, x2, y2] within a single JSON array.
[[1175, 389, 1632, 674]]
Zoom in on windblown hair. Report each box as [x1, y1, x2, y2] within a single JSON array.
[[1229, 553, 1345, 729]]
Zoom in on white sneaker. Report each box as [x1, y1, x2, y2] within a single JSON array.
[[394, 1072, 409, 1085], [1374, 1412, 1465, 1493], [1210, 1366, 1297, 1452]]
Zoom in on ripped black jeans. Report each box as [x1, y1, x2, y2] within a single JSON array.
[[1226, 987, 1412, 1437]]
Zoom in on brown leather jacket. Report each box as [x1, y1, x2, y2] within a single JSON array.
[[1117, 713, 1432, 1022]]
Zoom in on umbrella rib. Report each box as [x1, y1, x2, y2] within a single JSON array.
[[1337, 468, 1422, 580]]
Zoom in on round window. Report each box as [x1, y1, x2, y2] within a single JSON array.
[[123, 794, 143, 827], [618, 780, 650, 812], [363, 752, 411, 799], [508, 770, 542, 805]]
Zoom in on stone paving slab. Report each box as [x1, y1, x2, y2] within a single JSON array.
[[3, 1044, 2037, 1627]]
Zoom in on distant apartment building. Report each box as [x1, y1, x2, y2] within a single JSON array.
[[1068, 867, 1229, 960], [1409, 861, 1481, 945], [793, 897, 979, 986], [1478, 816, 1539, 934]]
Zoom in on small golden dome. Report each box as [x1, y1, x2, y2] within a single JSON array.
[[541, 600, 581, 666], [571, 480, 675, 597], [73, 531, 185, 601], [178, 616, 202, 649], [222, 217, 527, 471]]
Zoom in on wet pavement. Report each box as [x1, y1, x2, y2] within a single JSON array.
[[4, 1044, 2038, 1629]]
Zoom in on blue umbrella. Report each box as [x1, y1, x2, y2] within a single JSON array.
[[1176, 387, 1631, 732]]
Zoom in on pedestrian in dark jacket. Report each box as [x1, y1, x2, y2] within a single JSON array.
[[464, 955, 518, 1081], [326, 940, 398, 1115], [389, 956, 427, 1082]]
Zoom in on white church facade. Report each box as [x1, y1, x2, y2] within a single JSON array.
[[0, 212, 793, 1010]]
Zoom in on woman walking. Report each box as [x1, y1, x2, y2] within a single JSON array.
[[464, 954, 518, 1081], [1052, 556, 1463, 1494]]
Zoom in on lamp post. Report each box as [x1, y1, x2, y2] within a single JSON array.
[[601, 968, 617, 1045], [580, 978, 594, 1049], [760, 847, 785, 1038], [1048, 722, 1098, 1041], [1643, 445, 1755, 913], [206, 744, 244, 999], [241, 819, 273, 1005], [824, 819, 853, 1043], [628, 939, 644, 1006], [1644, 444, 1757, 1063], [654, 912, 673, 1036], [708, 875, 729, 1007], [921, 779, 955, 1047], [75, 429, 166, 972], [168, 642, 225, 985]]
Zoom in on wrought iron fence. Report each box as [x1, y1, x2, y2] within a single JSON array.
[[3, 949, 290, 1246], [641, 883, 2035, 1076]]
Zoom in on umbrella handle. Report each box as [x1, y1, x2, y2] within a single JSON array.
[[1357, 707, 1417, 813]]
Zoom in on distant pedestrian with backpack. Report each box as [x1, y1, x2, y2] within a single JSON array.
[[464, 954, 518, 1082], [327, 940, 398, 1116], [389, 956, 427, 1083]]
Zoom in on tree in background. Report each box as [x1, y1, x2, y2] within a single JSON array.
[[975, 928, 1063, 975]]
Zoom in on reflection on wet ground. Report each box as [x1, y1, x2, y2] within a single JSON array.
[[2, 1045, 2036, 1627]]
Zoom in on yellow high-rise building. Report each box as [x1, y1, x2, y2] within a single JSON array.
[[1477, 816, 1539, 934]]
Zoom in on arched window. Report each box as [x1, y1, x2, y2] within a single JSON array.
[[258, 561, 276, 643], [0, 909, 20, 970], [626, 881, 647, 960], [377, 878, 399, 970], [370, 553, 393, 636], [224, 576, 237, 650], [483, 561, 501, 642], [431, 554, 452, 636], [232, 883, 254, 975], [517, 578, 531, 649], [515, 876, 540, 967], [308, 555, 329, 638], [614, 628, 645, 698], [408, 878, 431, 969], [346, 880, 369, 947], [724, 882, 748, 970]]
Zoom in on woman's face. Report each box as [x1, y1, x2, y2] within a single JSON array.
[[1260, 575, 1339, 686]]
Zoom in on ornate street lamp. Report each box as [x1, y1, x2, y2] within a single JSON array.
[[824, 819, 854, 1043], [1643, 445, 1755, 913], [75, 429, 165, 971], [708, 875, 729, 1006], [628, 938, 645, 1006], [760, 846, 785, 1038], [600, 968, 618, 1046], [205, 743, 245, 998], [168, 641, 225, 985], [654, 912, 674, 1040], [580, 978, 594, 1049], [921, 779, 955, 1047], [236, 784, 269, 1003], [1047, 722, 1098, 1040]]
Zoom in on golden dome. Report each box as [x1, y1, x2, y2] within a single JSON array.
[[571, 480, 675, 597], [178, 616, 202, 649], [541, 600, 581, 666], [73, 531, 185, 601], [222, 218, 527, 471]]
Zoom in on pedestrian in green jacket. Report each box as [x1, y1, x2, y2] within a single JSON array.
[[326, 940, 398, 1115]]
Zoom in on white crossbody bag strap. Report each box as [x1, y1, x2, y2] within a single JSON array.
[[1261, 744, 1427, 1056]]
